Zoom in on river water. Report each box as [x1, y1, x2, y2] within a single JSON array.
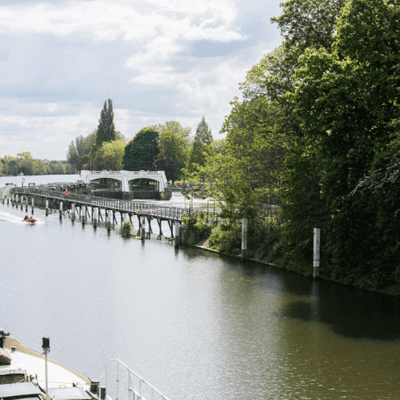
[[1, 175, 400, 400]]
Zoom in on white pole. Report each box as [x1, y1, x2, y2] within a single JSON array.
[[241, 218, 248, 258], [313, 228, 320, 278]]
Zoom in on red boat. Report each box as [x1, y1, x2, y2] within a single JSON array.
[[23, 216, 37, 223]]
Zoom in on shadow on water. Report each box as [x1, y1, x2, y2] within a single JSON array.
[[282, 278, 400, 341], [184, 248, 400, 341]]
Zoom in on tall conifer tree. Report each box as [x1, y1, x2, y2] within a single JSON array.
[[96, 99, 116, 147]]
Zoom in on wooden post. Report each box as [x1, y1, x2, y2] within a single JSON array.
[[82, 205, 86, 225], [45, 199, 49, 216], [313, 228, 320, 278], [59, 201, 63, 220], [25, 196, 28, 212], [31, 197, 34, 215], [241, 218, 248, 258], [20, 195, 24, 211]]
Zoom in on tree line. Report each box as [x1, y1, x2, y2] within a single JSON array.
[[197, 0, 400, 295], [66, 99, 214, 184], [0, 152, 75, 176]]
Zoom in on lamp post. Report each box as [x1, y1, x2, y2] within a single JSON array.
[[42, 337, 50, 399]]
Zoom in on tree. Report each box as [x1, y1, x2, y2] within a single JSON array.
[[288, 0, 400, 284], [158, 129, 188, 183], [187, 116, 213, 175], [123, 127, 160, 171], [92, 140, 126, 171], [153, 153, 174, 181], [67, 131, 97, 172], [96, 99, 116, 147]]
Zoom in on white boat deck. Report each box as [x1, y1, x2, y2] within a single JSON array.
[[8, 350, 89, 389], [1, 338, 89, 391]]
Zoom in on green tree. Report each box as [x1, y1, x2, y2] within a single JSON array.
[[288, 0, 400, 284], [67, 131, 97, 172], [123, 127, 160, 171], [96, 99, 116, 147], [92, 140, 126, 171], [187, 116, 213, 175], [158, 129, 188, 183]]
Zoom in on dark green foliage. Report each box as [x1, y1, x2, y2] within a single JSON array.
[[183, 213, 213, 241], [67, 131, 96, 172], [187, 116, 212, 173], [123, 127, 160, 171], [96, 99, 116, 147], [120, 221, 135, 238]]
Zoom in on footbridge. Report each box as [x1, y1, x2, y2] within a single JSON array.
[[6, 186, 216, 241]]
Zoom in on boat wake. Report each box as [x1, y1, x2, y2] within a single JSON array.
[[0, 210, 40, 225]]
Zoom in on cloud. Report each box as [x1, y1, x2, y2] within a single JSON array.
[[0, 0, 282, 160]]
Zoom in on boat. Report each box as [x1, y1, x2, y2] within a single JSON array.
[[0, 330, 172, 400], [23, 216, 37, 223]]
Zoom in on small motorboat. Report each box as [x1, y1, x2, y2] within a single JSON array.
[[23, 216, 37, 223]]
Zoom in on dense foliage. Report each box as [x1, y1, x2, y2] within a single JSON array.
[[198, 0, 400, 294], [0, 152, 74, 176], [123, 127, 160, 171]]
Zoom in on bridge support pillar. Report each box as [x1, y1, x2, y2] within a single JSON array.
[[45, 199, 49, 216], [106, 210, 112, 232], [174, 222, 180, 248], [82, 205, 86, 226], [93, 207, 98, 229], [71, 203, 76, 221], [20, 195, 24, 211], [31, 197, 34, 215], [25, 196, 28, 212], [59, 201, 63, 220]]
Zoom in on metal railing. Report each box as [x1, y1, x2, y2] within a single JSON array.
[[100, 359, 172, 400], [12, 187, 218, 222]]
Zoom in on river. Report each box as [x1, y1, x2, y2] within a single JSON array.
[[1, 175, 400, 400]]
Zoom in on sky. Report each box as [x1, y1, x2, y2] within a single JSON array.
[[0, 0, 283, 161]]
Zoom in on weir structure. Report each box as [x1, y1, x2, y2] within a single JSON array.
[[80, 170, 172, 200], [9, 186, 187, 241]]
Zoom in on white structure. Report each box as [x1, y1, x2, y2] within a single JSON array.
[[80, 170, 170, 199]]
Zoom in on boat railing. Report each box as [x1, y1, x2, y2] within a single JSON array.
[[100, 359, 172, 400]]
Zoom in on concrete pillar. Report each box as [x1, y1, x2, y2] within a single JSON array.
[[174, 223, 180, 248], [93, 208, 98, 229], [141, 216, 145, 240], [71, 203, 76, 221], [106, 210, 112, 232]]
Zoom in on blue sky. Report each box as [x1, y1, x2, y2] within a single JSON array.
[[0, 0, 283, 160]]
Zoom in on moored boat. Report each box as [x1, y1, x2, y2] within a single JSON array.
[[0, 330, 172, 400]]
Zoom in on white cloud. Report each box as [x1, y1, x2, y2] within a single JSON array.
[[0, 0, 282, 160]]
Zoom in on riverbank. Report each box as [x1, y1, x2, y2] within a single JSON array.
[[191, 238, 400, 299]]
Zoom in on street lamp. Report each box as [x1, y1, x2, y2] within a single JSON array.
[[42, 337, 50, 399]]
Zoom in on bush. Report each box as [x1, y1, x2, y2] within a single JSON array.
[[120, 221, 135, 238], [183, 213, 213, 241]]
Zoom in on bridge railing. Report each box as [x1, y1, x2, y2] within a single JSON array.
[[13, 187, 193, 221]]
